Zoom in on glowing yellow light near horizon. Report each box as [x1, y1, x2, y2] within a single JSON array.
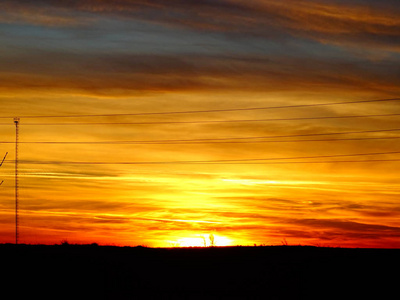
[[222, 178, 279, 185], [173, 234, 233, 247]]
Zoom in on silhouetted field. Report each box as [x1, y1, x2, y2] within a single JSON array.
[[1, 244, 398, 299]]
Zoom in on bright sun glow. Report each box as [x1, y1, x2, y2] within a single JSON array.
[[172, 234, 233, 247]]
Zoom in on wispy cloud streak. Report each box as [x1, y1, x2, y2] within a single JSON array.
[[1, 0, 400, 51]]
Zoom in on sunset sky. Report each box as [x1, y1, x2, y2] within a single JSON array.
[[1, 0, 400, 248]]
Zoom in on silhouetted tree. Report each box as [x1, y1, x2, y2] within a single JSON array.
[[201, 235, 207, 247], [209, 234, 215, 247]]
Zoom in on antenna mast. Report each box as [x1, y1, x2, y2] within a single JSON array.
[[14, 117, 20, 245]]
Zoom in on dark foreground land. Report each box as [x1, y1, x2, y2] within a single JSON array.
[[1, 244, 399, 299]]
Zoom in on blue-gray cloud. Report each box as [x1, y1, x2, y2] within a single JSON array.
[[1, 0, 400, 53]]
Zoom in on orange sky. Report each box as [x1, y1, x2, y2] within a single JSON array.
[[1, 0, 400, 248]]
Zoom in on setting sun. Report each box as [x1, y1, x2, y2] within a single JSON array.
[[171, 234, 233, 248]]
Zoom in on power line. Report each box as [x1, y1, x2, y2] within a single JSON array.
[[1, 128, 399, 144], [13, 159, 400, 165], [0, 152, 7, 167], [0, 152, 7, 188], [138, 135, 400, 145], [0, 97, 399, 119], [12, 150, 400, 165], [210, 159, 400, 165], [1, 136, 399, 145], [0, 112, 399, 126]]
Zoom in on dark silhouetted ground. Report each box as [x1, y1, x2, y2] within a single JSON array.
[[1, 244, 398, 299]]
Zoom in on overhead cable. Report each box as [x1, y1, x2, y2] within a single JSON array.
[[1, 128, 399, 144], [12, 150, 400, 165], [0, 112, 399, 126], [0, 97, 399, 119]]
